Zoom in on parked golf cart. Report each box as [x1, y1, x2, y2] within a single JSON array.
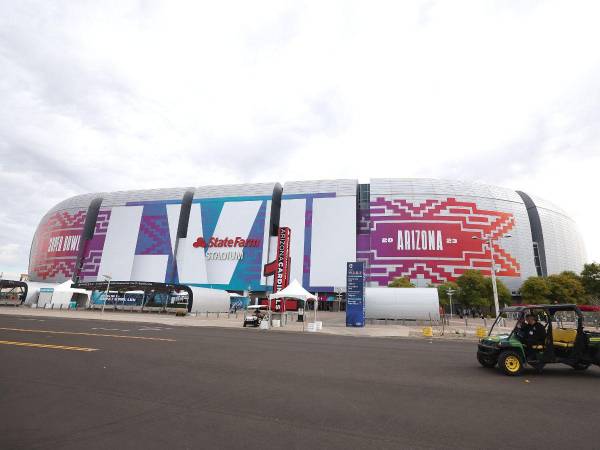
[[243, 305, 268, 328], [477, 304, 600, 376]]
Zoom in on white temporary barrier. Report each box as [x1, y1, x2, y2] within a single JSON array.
[[188, 286, 230, 313], [37, 289, 54, 308], [307, 322, 318, 332], [365, 287, 440, 321]]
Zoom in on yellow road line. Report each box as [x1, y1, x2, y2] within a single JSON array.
[[0, 327, 175, 342], [0, 340, 98, 352]]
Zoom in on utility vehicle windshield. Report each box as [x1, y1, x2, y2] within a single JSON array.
[[487, 314, 514, 337]]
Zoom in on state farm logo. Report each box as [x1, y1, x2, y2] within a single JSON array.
[[192, 236, 261, 249]]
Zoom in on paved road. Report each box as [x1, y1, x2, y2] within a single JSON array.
[[0, 314, 598, 450]]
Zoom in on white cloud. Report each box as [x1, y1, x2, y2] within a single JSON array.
[[0, 0, 599, 273], [0, 244, 21, 267]]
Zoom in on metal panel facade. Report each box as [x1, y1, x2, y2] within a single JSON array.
[[279, 179, 358, 291], [28, 179, 587, 294], [529, 194, 587, 275]]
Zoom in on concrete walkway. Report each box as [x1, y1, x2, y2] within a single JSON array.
[[0, 306, 503, 340], [0, 307, 415, 338]]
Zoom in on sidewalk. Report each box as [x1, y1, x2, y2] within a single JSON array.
[[0, 307, 493, 341]]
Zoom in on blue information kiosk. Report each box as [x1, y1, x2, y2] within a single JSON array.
[[346, 262, 365, 327]]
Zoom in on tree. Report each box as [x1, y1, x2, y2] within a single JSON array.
[[455, 270, 491, 309], [389, 277, 415, 288], [436, 281, 459, 308], [547, 271, 586, 304], [484, 277, 512, 306], [520, 276, 551, 304], [581, 262, 600, 303]]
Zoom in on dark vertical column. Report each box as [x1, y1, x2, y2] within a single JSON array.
[[516, 191, 548, 277], [168, 189, 195, 284], [270, 183, 283, 236], [73, 197, 104, 283], [356, 183, 371, 282]]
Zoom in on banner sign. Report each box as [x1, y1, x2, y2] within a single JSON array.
[[263, 227, 292, 294], [357, 197, 520, 286], [346, 261, 365, 327]]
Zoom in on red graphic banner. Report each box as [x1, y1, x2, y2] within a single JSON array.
[[30, 210, 87, 281], [363, 197, 520, 285], [263, 227, 292, 294]]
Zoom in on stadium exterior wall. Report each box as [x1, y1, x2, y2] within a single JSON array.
[[28, 179, 587, 296]]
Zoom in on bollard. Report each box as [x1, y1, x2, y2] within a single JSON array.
[[422, 326, 433, 337], [476, 326, 487, 338]]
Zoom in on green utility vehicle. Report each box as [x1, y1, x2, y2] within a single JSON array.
[[477, 304, 600, 376]]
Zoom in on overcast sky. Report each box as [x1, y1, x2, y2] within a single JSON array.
[[1, 0, 598, 274]]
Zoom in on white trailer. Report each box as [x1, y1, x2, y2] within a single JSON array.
[[188, 286, 230, 313], [365, 287, 440, 320]]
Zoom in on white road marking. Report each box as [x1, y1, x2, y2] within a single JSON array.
[[91, 327, 130, 332]]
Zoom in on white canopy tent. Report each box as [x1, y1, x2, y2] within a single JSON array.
[[268, 279, 316, 302], [269, 279, 318, 327]]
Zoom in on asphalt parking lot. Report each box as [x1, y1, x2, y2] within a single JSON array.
[[1, 314, 599, 450]]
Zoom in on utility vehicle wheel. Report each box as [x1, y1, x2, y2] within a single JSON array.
[[499, 351, 523, 376], [571, 362, 590, 371], [243, 323, 247, 327], [477, 354, 496, 368]]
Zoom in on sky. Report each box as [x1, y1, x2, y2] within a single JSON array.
[[0, 0, 599, 274]]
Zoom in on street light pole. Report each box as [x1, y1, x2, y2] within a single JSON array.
[[447, 288, 455, 319], [488, 237, 500, 319], [472, 234, 511, 318]]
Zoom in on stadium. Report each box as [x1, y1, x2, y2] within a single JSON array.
[[28, 179, 587, 306]]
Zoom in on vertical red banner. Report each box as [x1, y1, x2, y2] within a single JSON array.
[[263, 226, 292, 294]]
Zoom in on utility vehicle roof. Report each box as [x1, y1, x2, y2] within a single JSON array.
[[501, 304, 579, 314]]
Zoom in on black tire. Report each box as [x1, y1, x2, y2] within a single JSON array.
[[477, 353, 497, 368], [571, 362, 590, 371], [498, 350, 524, 376], [243, 322, 247, 327]]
